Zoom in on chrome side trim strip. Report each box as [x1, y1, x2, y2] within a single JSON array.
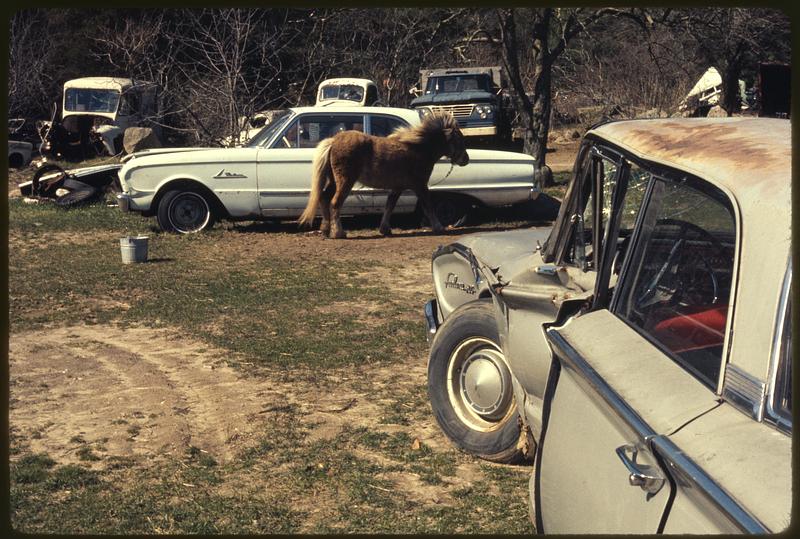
[[546, 328, 656, 440], [722, 365, 766, 422], [650, 434, 768, 533]]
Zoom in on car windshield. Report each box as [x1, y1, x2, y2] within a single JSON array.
[[246, 110, 293, 147], [425, 75, 492, 94], [64, 88, 121, 114], [319, 84, 365, 103]]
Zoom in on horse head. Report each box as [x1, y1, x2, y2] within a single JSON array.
[[433, 113, 469, 166], [443, 126, 469, 166]]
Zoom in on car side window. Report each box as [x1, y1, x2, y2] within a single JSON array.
[[614, 177, 737, 388], [274, 115, 364, 148], [370, 115, 407, 137], [562, 152, 620, 271]]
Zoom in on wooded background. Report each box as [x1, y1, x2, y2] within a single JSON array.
[[8, 8, 791, 170]]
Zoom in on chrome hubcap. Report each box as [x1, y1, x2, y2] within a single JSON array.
[[447, 337, 514, 432], [460, 349, 512, 421]]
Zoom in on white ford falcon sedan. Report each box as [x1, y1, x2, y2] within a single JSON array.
[[116, 106, 538, 233]]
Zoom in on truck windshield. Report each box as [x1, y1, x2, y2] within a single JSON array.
[[319, 84, 364, 103], [64, 88, 121, 114], [246, 110, 293, 147], [425, 75, 492, 94]]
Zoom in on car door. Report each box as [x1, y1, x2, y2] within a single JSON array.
[[255, 113, 367, 217], [535, 161, 739, 533]]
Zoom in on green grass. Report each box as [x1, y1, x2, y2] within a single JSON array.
[[8, 199, 425, 373], [9, 196, 533, 534]]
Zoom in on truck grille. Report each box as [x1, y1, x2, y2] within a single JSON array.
[[429, 104, 474, 120]]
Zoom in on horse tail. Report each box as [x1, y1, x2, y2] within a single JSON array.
[[299, 137, 334, 227]]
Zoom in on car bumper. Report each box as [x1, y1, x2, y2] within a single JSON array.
[[117, 193, 132, 212], [461, 126, 498, 137], [424, 299, 440, 342]]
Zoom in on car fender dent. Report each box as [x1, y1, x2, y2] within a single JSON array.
[[432, 243, 502, 320]]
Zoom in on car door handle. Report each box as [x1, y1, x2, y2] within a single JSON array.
[[615, 444, 665, 495]]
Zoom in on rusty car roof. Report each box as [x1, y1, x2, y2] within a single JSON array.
[[590, 116, 792, 381], [589, 117, 790, 206]]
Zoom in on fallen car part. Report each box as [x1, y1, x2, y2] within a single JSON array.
[[20, 162, 123, 208]]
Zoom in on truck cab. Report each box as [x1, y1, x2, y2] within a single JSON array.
[[409, 67, 507, 144], [315, 78, 380, 107], [42, 77, 161, 158]]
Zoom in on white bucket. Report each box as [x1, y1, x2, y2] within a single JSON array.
[[120, 236, 149, 264]]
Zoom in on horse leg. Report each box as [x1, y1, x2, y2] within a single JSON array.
[[414, 185, 444, 233], [330, 181, 354, 239], [379, 190, 402, 236], [319, 181, 336, 237]]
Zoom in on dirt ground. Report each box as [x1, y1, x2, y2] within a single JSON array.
[[8, 143, 579, 467], [8, 142, 578, 531], [8, 227, 447, 463]]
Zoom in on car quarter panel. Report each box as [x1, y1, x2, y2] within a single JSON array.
[[657, 404, 791, 533], [428, 150, 535, 205]]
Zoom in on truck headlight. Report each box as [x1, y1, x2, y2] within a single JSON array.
[[474, 105, 494, 119], [418, 107, 433, 118]]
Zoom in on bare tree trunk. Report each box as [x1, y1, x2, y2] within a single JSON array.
[[526, 57, 552, 175], [719, 61, 743, 116]]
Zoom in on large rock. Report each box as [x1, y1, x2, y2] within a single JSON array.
[[706, 105, 728, 118], [123, 127, 161, 154]]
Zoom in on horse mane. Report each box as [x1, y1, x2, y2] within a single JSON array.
[[388, 112, 459, 144]]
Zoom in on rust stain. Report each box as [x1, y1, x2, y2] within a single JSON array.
[[600, 120, 791, 185]]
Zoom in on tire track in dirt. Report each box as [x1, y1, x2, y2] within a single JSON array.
[[9, 324, 450, 467], [10, 325, 283, 464]]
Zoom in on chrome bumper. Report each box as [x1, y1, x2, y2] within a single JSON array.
[[461, 126, 498, 137], [424, 299, 440, 342], [116, 193, 132, 212]]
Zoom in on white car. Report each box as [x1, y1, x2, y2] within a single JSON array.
[[116, 106, 537, 233]]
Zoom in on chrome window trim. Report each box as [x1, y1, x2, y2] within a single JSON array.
[[651, 434, 769, 533], [764, 262, 792, 433]]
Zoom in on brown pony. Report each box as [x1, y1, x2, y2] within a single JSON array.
[[298, 112, 469, 238]]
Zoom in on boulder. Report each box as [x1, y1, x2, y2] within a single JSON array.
[[706, 105, 728, 118], [123, 127, 161, 154]]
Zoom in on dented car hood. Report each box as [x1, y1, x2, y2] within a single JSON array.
[[455, 226, 553, 271]]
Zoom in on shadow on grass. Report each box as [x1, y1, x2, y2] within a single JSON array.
[[228, 194, 561, 237]]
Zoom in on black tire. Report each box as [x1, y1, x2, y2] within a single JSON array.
[[53, 178, 100, 207], [54, 188, 98, 207], [156, 189, 216, 233], [428, 299, 525, 463], [431, 195, 471, 228], [9, 153, 24, 168]]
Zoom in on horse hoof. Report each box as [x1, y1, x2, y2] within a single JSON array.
[[379, 227, 392, 236]]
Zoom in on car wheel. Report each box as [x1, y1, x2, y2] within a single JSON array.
[[54, 178, 99, 207], [431, 195, 470, 228], [157, 189, 216, 233], [428, 299, 525, 463]]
